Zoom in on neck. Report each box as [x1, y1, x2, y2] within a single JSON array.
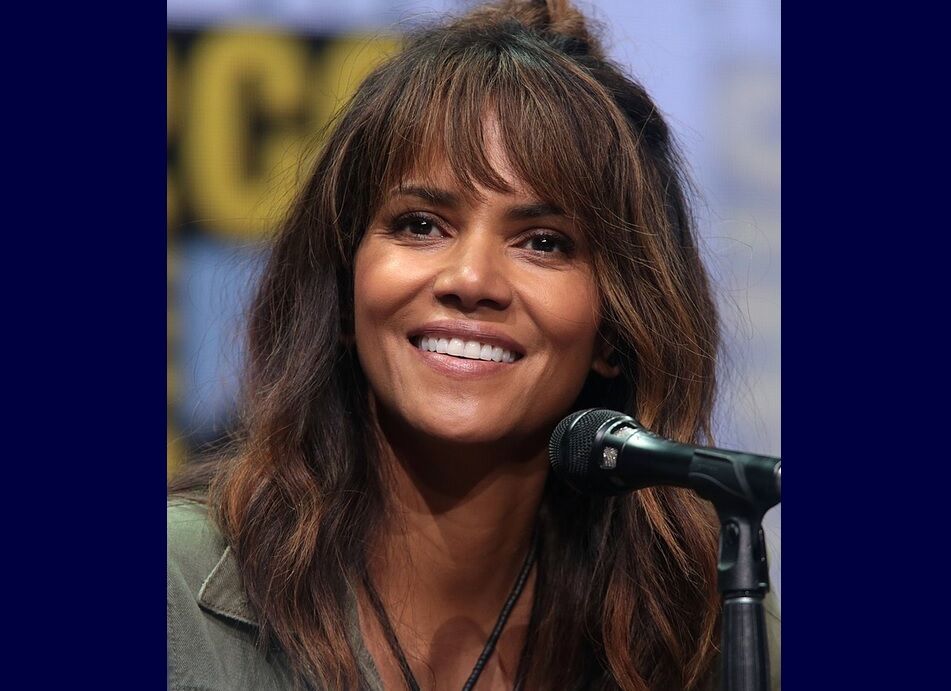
[[373, 407, 547, 612], [360, 407, 548, 688]]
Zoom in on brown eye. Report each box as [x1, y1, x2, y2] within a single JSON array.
[[406, 219, 438, 236], [390, 213, 443, 238], [523, 232, 574, 255]]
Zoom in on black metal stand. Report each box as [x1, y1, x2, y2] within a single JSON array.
[[687, 450, 780, 691], [716, 512, 771, 691]]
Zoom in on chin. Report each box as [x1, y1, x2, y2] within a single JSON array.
[[406, 413, 515, 447], [382, 394, 530, 445]]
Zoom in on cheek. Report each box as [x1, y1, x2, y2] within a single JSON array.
[[353, 239, 436, 402], [353, 243, 402, 406], [525, 269, 601, 359], [514, 267, 603, 420], [353, 242, 418, 342], [353, 252, 379, 334]]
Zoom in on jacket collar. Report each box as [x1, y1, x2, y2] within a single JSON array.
[[191, 539, 385, 688], [197, 545, 259, 627]]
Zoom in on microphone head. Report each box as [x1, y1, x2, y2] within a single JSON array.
[[549, 408, 629, 495]]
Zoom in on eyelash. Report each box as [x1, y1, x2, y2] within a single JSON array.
[[387, 212, 576, 256]]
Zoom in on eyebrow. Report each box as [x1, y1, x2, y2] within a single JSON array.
[[504, 201, 566, 221], [392, 184, 567, 220], [393, 184, 462, 208]]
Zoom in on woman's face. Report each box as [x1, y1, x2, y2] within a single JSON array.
[[353, 128, 615, 449]]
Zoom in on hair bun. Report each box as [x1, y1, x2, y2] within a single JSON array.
[[465, 0, 606, 60]]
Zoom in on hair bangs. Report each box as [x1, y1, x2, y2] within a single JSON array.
[[372, 50, 510, 205], [358, 31, 634, 242]]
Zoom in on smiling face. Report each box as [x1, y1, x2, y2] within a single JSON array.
[[353, 126, 617, 450]]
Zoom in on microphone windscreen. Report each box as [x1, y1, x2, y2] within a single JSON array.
[[549, 408, 616, 484]]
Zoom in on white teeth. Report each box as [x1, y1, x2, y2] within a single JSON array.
[[415, 335, 519, 362], [463, 341, 482, 358]]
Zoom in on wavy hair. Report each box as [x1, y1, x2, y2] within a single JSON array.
[[172, 1, 722, 688]]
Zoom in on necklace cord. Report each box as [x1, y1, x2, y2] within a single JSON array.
[[363, 531, 539, 691], [363, 569, 420, 691]]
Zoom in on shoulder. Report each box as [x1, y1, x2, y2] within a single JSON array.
[[167, 497, 297, 690], [167, 497, 232, 690], [167, 497, 228, 597]]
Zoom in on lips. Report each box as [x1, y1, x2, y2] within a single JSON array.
[[406, 320, 526, 378]]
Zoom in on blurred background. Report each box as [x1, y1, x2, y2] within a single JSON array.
[[167, 0, 780, 598]]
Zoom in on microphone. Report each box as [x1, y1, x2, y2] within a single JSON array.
[[549, 408, 781, 511], [550, 409, 780, 690]]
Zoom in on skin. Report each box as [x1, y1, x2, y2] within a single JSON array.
[[352, 121, 619, 690]]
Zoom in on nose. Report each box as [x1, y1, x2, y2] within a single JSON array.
[[432, 232, 513, 312]]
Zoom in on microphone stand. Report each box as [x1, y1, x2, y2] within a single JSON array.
[[715, 505, 772, 690], [691, 451, 780, 691]]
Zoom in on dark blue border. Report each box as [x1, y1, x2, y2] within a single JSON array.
[[783, 5, 946, 687], [5, 5, 166, 687], [7, 2, 944, 687]]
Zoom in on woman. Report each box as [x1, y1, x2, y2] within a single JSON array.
[[167, 1, 780, 689]]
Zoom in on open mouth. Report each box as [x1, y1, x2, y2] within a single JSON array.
[[410, 335, 523, 363]]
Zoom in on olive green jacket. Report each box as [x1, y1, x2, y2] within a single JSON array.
[[168, 499, 780, 690]]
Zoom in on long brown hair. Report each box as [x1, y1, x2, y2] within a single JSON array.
[[171, 1, 722, 688]]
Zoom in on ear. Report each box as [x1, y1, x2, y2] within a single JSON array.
[[590, 331, 622, 379]]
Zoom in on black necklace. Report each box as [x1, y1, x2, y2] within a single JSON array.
[[363, 533, 538, 691]]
